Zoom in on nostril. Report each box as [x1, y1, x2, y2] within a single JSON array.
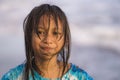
[[43, 37, 52, 44]]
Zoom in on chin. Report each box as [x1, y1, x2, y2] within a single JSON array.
[[40, 55, 56, 61], [39, 52, 57, 59]]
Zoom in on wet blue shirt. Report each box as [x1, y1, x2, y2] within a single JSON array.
[[1, 63, 93, 80]]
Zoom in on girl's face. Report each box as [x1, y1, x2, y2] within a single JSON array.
[[32, 15, 64, 59]]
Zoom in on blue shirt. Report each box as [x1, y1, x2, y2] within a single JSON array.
[[1, 63, 93, 80]]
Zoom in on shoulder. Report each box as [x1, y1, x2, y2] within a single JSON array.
[[1, 64, 25, 80], [64, 63, 93, 80]]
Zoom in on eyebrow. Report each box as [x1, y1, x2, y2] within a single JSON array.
[[38, 25, 63, 31], [38, 25, 45, 29]]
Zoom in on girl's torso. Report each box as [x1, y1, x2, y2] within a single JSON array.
[[1, 63, 93, 80]]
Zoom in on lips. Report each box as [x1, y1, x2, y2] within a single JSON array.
[[40, 46, 53, 51]]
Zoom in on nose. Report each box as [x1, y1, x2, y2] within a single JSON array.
[[43, 33, 53, 44]]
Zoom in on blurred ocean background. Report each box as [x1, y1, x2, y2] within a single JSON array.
[[0, 0, 120, 80]]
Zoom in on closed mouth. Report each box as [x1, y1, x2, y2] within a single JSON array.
[[40, 46, 53, 50]]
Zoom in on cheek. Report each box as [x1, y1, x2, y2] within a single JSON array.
[[57, 38, 64, 50], [32, 36, 41, 52]]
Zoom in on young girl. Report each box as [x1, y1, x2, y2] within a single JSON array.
[[1, 4, 93, 80]]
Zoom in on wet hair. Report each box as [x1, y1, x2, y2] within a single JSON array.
[[23, 4, 71, 80]]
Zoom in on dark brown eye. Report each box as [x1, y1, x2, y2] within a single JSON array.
[[53, 32, 62, 36], [38, 31, 45, 35], [53, 32, 59, 35]]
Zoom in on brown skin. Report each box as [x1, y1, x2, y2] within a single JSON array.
[[32, 15, 64, 60], [32, 15, 69, 78]]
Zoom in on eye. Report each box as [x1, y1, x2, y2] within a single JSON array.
[[53, 32, 61, 35], [38, 31, 45, 35]]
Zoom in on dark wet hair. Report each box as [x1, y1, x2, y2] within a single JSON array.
[[23, 4, 71, 80]]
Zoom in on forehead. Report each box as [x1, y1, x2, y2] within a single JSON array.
[[38, 15, 63, 30]]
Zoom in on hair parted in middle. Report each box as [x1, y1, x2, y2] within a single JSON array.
[[23, 4, 71, 80]]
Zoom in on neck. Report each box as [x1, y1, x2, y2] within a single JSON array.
[[35, 55, 59, 71], [34, 55, 62, 78]]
